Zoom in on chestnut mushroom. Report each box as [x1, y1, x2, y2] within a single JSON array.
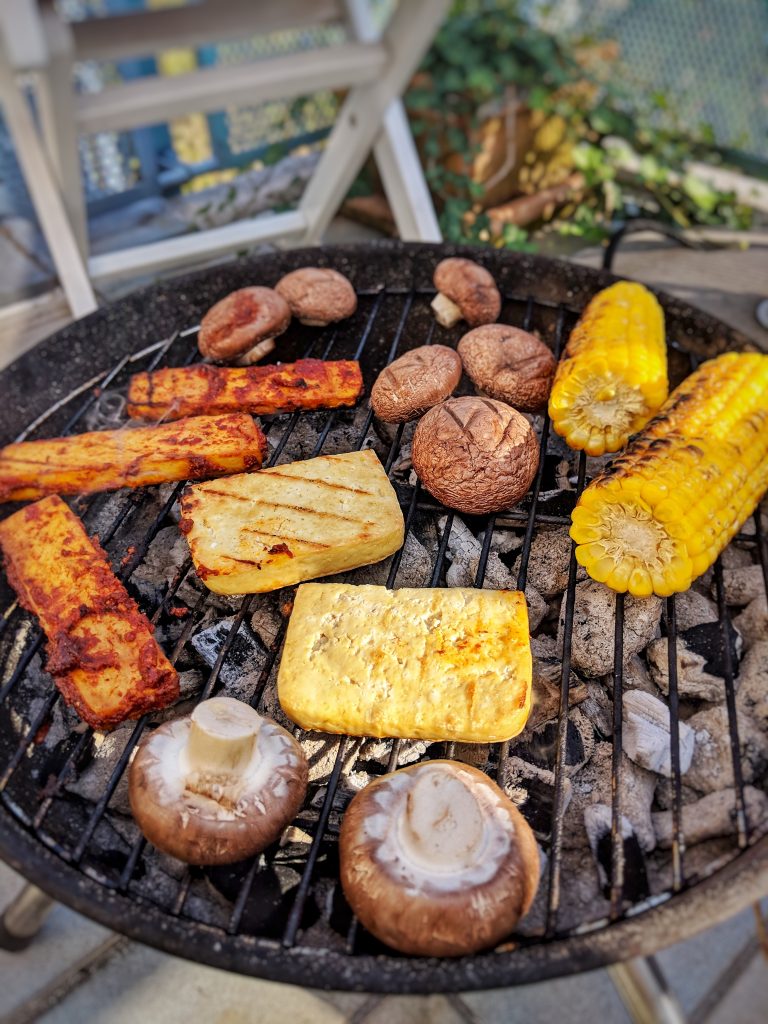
[[370, 344, 462, 423], [275, 267, 357, 326], [339, 760, 541, 957], [411, 396, 539, 515], [198, 286, 291, 365], [458, 324, 557, 412], [431, 257, 501, 328], [129, 697, 307, 865]]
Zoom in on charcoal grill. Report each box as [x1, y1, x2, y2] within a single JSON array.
[[0, 242, 766, 993]]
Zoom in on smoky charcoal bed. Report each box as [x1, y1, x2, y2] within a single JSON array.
[[0, 242, 766, 993]]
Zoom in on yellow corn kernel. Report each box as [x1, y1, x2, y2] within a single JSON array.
[[570, 352, 768, 597], [549, 281, 668, 455]]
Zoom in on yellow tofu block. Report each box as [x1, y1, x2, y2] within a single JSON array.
[[179, 450, 405, 594], [278, 584, 532, 743]]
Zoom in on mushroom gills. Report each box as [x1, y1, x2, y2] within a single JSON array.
[[233, 338, 276, 366], [431, 292, 463, 328]]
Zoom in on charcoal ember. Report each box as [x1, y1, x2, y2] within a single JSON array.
[[300, 734, 362, 786], [646, 619, 741, 702], [716, 564, 765, 607], [452, 742, 491, 767], [673, 590, 718, 631], [719, 545, 757, 570], [544, 845, 609, 935], [176, 668, 203, 701], [736, 640, 768, 722], [528, 636, 589, 732], [580, 681, 613, 739], [356, 736, 428, 770], [524, 488, 578, 520], [604, 654, 662, 700], [512, 527, 584, 598], [653, 776, 704, 811], [441, 515, 546, 628], [622, 690, 695, 778], [499, 755, 571, 839], [189, 615, 268, 701], [557, 582, 662, 677], [734, 595, 768, 652], [489, 529, 524, 555], [583, 803, 650, 904], [515, 707, 594, 777], [249, 598, 284, 649], [84, 389, 127, 431], [686, 704, 768, 794], [205, 860, 313, 938], [652, 785, 768, 849], [345, 531, 432, 588], [65, 722, 136, 814]]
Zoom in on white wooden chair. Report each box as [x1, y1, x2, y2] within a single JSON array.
[[0, 0, 445, 319]]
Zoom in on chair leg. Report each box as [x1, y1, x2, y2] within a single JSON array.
[[0, 883, 54, 951], [0, 47, 96, 319], [608, 956, 688, 1024]]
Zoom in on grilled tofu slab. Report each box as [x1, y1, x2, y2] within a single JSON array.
[[0, 496, 178, 729], [179, 450, 404, 594], [127, 358, 363, 421], [278, 584, 532, 743], [0, 413, 267, 502]]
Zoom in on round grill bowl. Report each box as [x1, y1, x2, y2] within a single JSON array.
[[0, 242, 766, 993]]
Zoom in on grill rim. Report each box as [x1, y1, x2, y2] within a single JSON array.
[[0, 241, 766, 992]]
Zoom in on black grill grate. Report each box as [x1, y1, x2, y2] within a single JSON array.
[[0, 253, 766, 992]]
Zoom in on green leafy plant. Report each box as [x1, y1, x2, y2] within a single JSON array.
[[405, 0, 754, 248]]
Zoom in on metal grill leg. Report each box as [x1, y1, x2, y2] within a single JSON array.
[[608, 957, 687, 1024], [0, 883, 54, 951]]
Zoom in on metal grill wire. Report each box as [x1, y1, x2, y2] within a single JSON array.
[[0, 285, 765, 957]]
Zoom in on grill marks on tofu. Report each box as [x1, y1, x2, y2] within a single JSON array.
[[0, 496, 178, 729], [0, 414, 267, 502], [126, 359, 363, 422], [179, 450, 404, 594]]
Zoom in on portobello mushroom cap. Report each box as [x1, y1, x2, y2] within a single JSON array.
[[339, 760, 541, 956], [129, 697, 307, 865], [411, 396, 539, 515], [198, 286, 291, 364]]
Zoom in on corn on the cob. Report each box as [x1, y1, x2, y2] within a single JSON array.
[[548, 281, 668, 455], [0, 495, 178, 729], [571, 352, 768, 597], [0, 413, 267, 503]]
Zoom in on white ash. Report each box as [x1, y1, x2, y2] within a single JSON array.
[[189, 615, 269, 702], [716, 564, 765, 607], [356, 736, 428, 769], [719, 544, 757, 570], [342, 531, 433, 589], [733, 595, 767, 651], [489, 530, 525, 555], [652, 786, 768, 849], [673, 590, 718, 631], [527, 636, 589, 729], [685, 705, 768, 794], [557, 581, 662, 677], [513, 527, 584, 598], [646, 619, 742, 703], [736, 640, 768, 723], [606, 654, 663, 700], [622, 690, 695, 779]]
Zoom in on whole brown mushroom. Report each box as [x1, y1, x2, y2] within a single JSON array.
[[458, 324, 557, 412], [431, 257, 501, 328], [411, 396, 539, 515], [340, 760, 541, 957], [129, 697, 307, 865], [198, 287, 291, 365], [275, 267, 357, 326], [370, 344, 462, 423]]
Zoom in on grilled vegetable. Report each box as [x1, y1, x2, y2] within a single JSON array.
[[549, 281, 668, 456], [179, 449, 404, 594], [571, 352, 768, 597], [127, 358, 363, 422], [0, 414, 267, 503], [0, 495, 178, 729]]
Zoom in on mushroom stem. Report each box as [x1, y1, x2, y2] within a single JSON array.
[[431, 292, 463, 328], [399, 769, 485, 873], [185, 697, 261, 776], [234, 338, 276, 366]]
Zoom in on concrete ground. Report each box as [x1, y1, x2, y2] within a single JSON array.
[[0, 212, 766, 1021]]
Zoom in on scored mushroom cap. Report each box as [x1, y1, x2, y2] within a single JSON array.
[[198, 287, 291, 362], [339, 760, 541, 957], [433, 258, 501, 327], [275, 267, 357, 326], [370, 344, 463, 423], [411, 396, 539, 515], [128, 696, 307, 865], [458, 324, 557, 412]]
